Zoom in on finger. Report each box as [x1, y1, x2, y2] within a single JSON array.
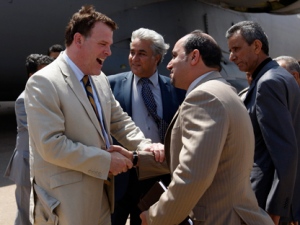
[[126, 158, 133, 169], [122, 166, 128, 173], [108, 145, 123, 152], [159, 150, 165, 163], [111, 171, 118, 176], [153, 150, 160, 162]]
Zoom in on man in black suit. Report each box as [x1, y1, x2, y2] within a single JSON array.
[[108, 28, 185, 225], [226, 21, 300, 225]]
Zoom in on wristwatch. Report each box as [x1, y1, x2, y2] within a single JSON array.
[[132, 151, 138, 166]]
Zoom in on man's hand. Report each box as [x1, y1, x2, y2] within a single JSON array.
[[109, 151, 132, 176], [143, 143, 165, 163], [268, 213, 280, 225], [140, 211, 148, 225], [108, 145, 133, 160]]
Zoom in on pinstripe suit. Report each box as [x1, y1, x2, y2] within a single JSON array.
[[108, 71, 184, 225], [140, 72, 273, 225]]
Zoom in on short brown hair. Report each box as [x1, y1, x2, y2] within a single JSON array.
[[65, 5, 118, 46]]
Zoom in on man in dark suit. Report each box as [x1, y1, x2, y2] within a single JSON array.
[[226, 21, 300, 225], [108, 28, 185, 225]]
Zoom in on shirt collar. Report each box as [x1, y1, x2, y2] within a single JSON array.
[[63, 51, 85, 82], [134, 71, 159, 86], [186, 71, 214, 95]]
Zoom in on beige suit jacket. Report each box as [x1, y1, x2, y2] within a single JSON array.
[[25, 54, 151, 225], [143, 72, 273, 225]]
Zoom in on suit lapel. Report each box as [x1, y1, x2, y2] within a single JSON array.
[[59, 58, 105, 141], [159, 75, 173, 123], [164, 108, 180, 167], [244, 60, 277, 104], [122, 72, 133, 117], [90, 74, 111, 143]]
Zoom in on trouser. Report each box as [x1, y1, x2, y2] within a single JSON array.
[[14, 184, 32, 225]]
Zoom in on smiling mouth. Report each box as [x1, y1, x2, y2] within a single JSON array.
[[97, 58, 104, 65]]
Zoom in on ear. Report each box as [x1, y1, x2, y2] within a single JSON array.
[[190, 49, 200, 66], [73, 33, 84, 47], [292, 71, 300, 81], [253, 40, 263, 54], [154, 54, 161, 65]]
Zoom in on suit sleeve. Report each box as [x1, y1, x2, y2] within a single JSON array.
[[137, 151, 170, 180], [15, 92, 28, 131], [256, 77, 298, 216], [146, 89, 229, 225]]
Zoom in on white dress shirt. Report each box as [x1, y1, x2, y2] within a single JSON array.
[[131, 71, 162, 143]]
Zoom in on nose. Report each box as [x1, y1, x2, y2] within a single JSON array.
[[131, 53, 139, 61], [166, 60, 172, 70], [105, 46, 112, 56], [229, 52, 235, 62]]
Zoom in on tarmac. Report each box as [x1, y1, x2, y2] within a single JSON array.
[[0, 101, 130, 225]]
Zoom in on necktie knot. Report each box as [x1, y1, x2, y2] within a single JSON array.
[[82, 75, 90, 87], [139, 77, 152, 86]]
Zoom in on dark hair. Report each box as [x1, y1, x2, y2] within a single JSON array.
[[65, 5, 118, 46], [25, 54, 53, 77], [184, 30, 222, 71], [225, 21, 269, 55], [47, 44, 64, 56]]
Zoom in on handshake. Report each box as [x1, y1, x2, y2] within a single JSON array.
[[108, 143, 165, 176]]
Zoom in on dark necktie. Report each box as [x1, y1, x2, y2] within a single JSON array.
[[82, 75, 111, 185], [140, 78, 169, 143]]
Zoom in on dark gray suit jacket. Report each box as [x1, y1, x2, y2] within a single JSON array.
[[244, 59, 300, 219], [108, 71, 185, 201]]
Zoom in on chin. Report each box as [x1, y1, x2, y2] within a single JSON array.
[[238, 67, 246, 72]]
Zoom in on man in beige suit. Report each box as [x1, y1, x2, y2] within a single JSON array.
[[138, 30, 274, 224], [24, 5, 162, 225]]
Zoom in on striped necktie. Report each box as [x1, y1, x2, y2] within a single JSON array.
[[82, 75, 100, 120], [140, 78, 169, 143], [82, 75, 111, 185]]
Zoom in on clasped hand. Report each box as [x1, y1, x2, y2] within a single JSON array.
[[108, 143, 165, 176]]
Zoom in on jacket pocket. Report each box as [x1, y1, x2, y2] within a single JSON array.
[[33, 183, 60, 225], [50, 170, 83, 189]]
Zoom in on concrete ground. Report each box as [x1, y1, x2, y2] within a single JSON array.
[[0, 101, 130, 225]]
